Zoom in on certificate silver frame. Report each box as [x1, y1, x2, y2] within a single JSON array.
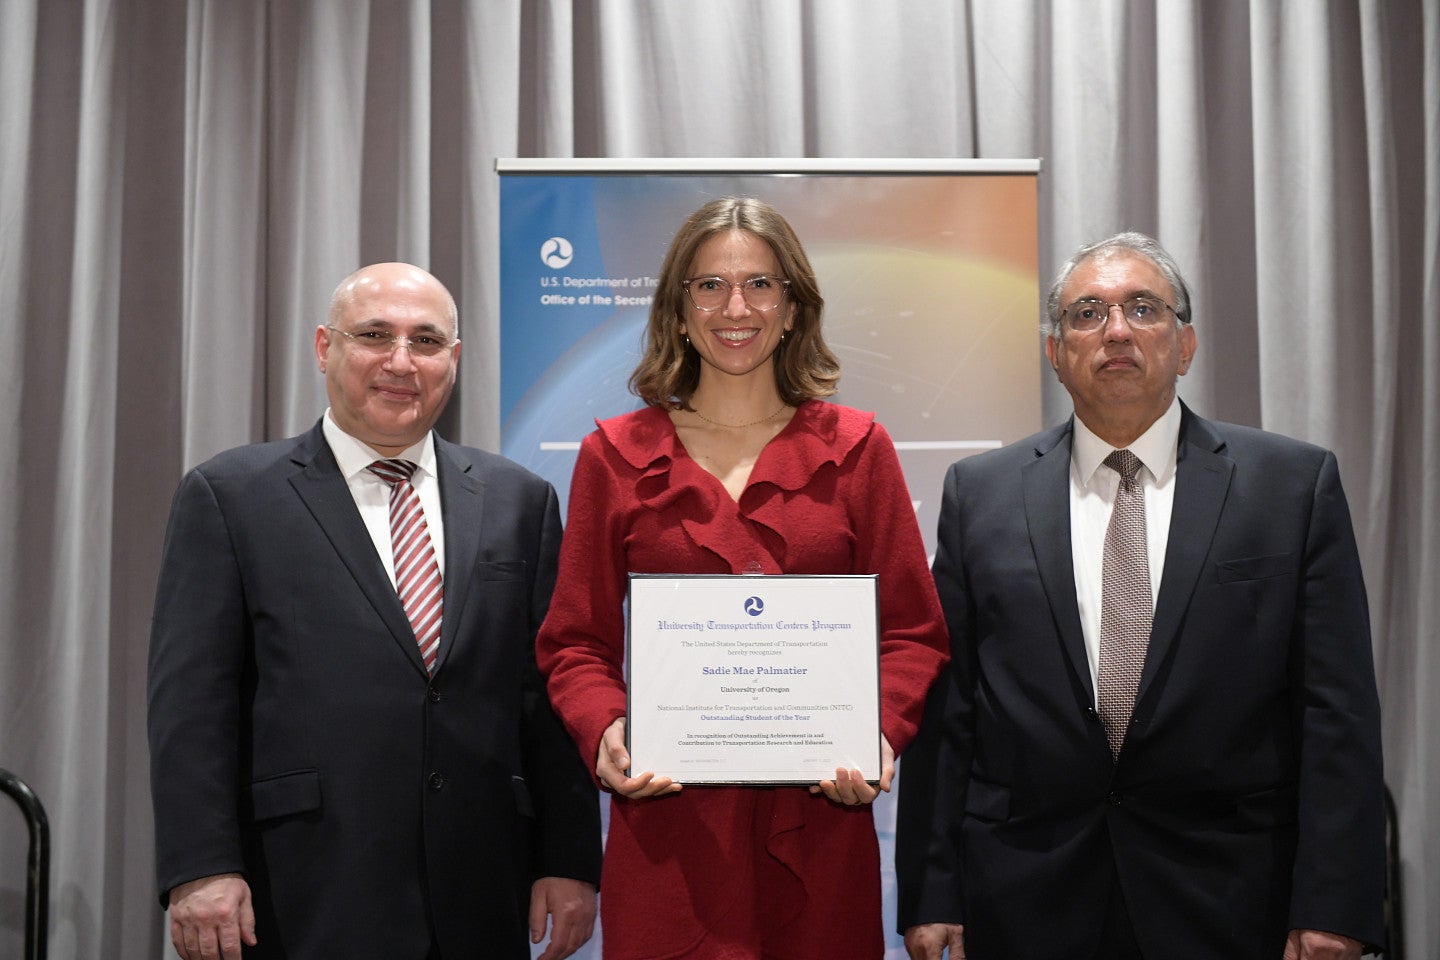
[[625, 573, 881, 786]]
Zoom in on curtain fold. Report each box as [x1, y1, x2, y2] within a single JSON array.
[[181, 0, 268, 464], [0, 2, 1433, 958]]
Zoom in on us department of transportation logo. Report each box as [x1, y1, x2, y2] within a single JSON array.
[[743, 596, 764, 617], [540, 236, 573, 269]]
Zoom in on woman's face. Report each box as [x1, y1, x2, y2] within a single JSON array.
[[679, 229, 794, 386]]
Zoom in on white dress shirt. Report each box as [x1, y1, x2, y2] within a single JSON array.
[[1068, 398, 1182, 700], [322, 410, 446, 587]]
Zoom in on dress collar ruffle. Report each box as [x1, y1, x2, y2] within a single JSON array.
[[595, 400, 875, 574], [598, 400, 873, 484]]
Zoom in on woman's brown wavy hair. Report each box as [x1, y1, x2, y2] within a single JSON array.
[[628, 197, 840, 409]]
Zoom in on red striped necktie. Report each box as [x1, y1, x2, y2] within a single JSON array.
[[368, 459, 443, 672]]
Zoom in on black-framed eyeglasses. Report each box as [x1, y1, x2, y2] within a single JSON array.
[[325, 326, 458, 358], [682, 276, 791, 312], [1061, 296, 1179, 332]]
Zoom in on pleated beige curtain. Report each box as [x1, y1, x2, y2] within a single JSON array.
[[0, 1, 1434, 958]]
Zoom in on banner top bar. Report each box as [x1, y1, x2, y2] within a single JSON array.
[[496, 157, 1041, 175]]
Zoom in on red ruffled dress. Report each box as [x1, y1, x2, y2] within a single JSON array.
[[536, 400, 948, 960]]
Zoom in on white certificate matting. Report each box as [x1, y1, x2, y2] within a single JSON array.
[[626, 574, 880, 785]]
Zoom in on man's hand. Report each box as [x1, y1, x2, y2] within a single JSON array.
[[529, 876, 598, 960], [596, 716, 682, 799], [167, 873, 256, 960], [905, 922, 965, 959], [811, 736, 896, 805], [1282, 928, 1363, 960]]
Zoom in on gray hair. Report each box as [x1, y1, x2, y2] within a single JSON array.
[[1043, 231, 1192, 336]]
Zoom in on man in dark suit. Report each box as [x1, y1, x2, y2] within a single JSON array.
[[895, 233, 1384, 960], [148, 263, 601, 959]]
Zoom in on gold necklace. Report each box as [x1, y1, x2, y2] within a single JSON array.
[[691, 403, 789, 429]]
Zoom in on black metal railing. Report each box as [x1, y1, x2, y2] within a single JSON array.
[[1384, 783, 1404, 960], [0, 768, 48, 960]]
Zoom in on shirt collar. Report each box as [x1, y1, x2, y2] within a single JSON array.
[[1071, 397, 1181, 486], [322, 409, 438, 482]]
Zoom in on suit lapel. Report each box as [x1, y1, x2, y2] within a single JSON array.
[[434, 438, 483, 676], [1022, 421, 1090, 694], [1137, 407, 1233, 705], [287, 422, 428, 675]]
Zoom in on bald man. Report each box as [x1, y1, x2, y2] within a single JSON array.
[[148, 264, 601, 959]]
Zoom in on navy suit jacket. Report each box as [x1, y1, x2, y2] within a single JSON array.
[[148, 421, 601, 958], [895, 405, 1384, 960]]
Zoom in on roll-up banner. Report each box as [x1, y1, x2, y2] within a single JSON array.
[[498, 159, 1041, 562], [498, 159, 1040, 958]]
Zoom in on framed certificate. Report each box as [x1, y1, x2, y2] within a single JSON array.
[[625, 574, 881, 785]]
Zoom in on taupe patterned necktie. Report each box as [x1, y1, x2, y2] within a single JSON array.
[[1097, 449, 1152, 761], [369, 459, 443, 672]]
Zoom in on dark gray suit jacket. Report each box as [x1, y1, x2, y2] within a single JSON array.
[[896, 404, 1384, 960], [149, 421, 601, 958]]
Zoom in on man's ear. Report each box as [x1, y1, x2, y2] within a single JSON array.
[[315, 326, 331, 373], [1176, 322, 1198, 376]]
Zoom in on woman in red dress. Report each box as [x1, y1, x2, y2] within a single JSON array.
[[536, 197, 948, 959]]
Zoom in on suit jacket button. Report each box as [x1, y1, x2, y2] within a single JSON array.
[[428, 772, 446, 790], [1106, 791, 1122, 806], [1085, 706, 1099, 721], [428, 687, 442, 703]]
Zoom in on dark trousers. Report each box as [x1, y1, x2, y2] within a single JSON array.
[[1096, 878, 1144, 960]]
